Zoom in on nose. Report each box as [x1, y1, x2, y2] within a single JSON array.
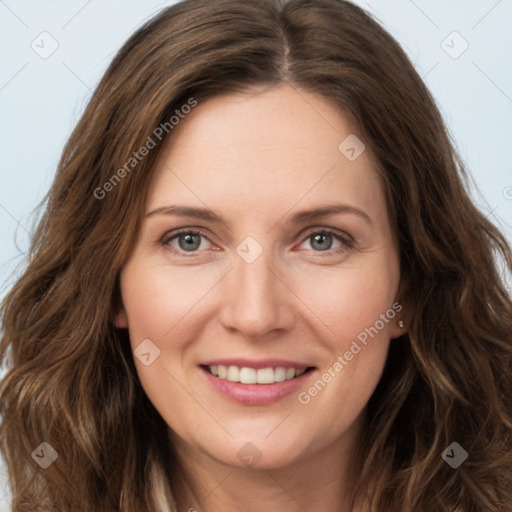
[[219, 249, 296, 339]]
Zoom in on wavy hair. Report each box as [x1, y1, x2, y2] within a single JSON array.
[[1, 0, 511, 510]]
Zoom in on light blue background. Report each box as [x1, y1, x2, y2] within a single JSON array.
[[0, 0, 511, 509]]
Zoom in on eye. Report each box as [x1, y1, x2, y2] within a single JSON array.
[[297, 229, 352, 255], [161, 227, 353, 257], [162, 229, 213, 254]]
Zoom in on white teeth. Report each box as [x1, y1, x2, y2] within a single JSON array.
[[256, 367, 275, 384], [226, 366, 240, 382], [208, 365, 308, 384], [274, 367, 287, 382], [239, 367, 257, 384]]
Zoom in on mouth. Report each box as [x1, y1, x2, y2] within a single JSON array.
[[201, 364, 315, 384], [199, 360, 317, 405]]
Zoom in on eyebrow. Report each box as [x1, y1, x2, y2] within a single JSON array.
[[145, 203, 372, 227]]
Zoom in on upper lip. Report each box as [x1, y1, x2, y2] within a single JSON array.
[[201, 358, 313, 370]]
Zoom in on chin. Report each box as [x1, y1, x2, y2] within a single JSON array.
[[197, 433, 312, 471]]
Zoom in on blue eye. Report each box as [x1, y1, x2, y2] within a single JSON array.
[[304, 232, 338, 251], [161, 228, 352, 257], [162, 230, 211, 253], [298, 229, 352, 255]]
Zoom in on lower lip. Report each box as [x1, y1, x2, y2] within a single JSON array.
[[200, 367, 315, 405]]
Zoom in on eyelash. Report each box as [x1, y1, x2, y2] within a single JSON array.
[[160, 227, 354, 258]]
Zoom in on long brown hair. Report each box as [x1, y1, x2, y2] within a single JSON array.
[[1, 1, 511, 510]]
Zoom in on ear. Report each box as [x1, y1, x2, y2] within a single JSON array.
[[389, 304, 408, 339], [111, 276, 128, 328], [112, 306, 128, 329], [389, 278, 410, 339]]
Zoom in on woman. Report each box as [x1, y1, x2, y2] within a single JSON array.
[[1, 0, 511, 511]]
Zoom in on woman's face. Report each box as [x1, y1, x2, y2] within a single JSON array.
[[116, 84, 404, 470]]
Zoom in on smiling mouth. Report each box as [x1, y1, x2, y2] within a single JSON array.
[[201, 364, 316, 385]]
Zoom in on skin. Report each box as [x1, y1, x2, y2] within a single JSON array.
[[115, 84, 406, 512]]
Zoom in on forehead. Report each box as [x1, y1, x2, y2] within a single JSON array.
[[146, 84, 386, 222]]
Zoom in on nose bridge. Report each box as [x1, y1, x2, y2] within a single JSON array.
[[236, 250, 276, 300], [220, 242, 294, 337]]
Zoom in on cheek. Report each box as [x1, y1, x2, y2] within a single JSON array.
[[295, 258, 398, 413], [119, 262, 220, 344], [118, 263, 205, 431], [292, 258, 399, 343]]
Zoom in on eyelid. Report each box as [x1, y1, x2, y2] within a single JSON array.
[[161, 226, 354, 256], [298, 226, 354, 245], [294, 226, 354, 255], [160, 228, 215, 252]]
